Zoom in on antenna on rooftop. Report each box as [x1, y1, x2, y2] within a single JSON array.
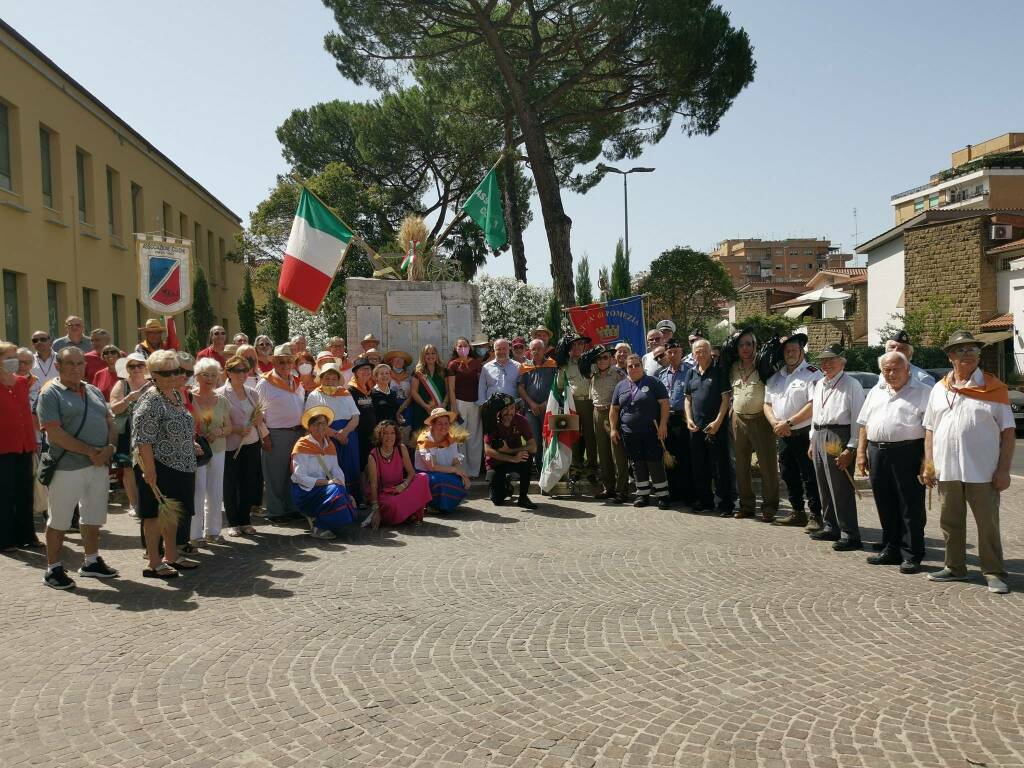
[[852, 207, 859, 248]]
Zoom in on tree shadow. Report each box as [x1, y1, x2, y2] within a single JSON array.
[[444, 506, 521, 524], [529, 502, 596, 519]]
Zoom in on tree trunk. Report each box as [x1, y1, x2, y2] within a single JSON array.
[[473, 5, 575, 306], [502, 122, 528, 282]]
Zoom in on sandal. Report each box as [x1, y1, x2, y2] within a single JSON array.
[[180, 543, 199, 555], [171, 559, 199, 570], [242, 525, 257, 535], [143, 563, 179, 579]]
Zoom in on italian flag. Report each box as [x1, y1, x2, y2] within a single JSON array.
[[539, 372, 580, 493], [278, 188, 353, 312], [400, 239, 419, 273]]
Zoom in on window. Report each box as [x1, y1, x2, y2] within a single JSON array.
[[0, 102, 11, 191], [179, 212, 188, 238], [3, 270, 20, 343], [207, 231, 215, 283], [219, 238, 227, 285], [131, 183, 143, 234], [47, 281, 61, 337], [806, 263, 813, 270], [161, 202, 172, 235], [774, 265, 782, 271], [194, 223, 202, 266], [40, 127, 53, 208], [111, 294, 124, 347], [928, 193, 939, 208], [106, 167, 120, 236], [76, 148, 93, 223], [82, 288, 96, 331], [914, 197, 925, 212]]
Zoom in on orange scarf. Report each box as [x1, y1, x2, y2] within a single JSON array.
[[417, 430, 452, 450], [519, 358, 557, 375], [348, 377, 371, 396], [390, 370, 408, 384], [942, 371, 1009, 405], [291, 435, 335, 457], [262, 370, 300, 393]]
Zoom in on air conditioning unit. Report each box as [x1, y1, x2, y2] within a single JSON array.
[[991, 225, 1014, 241]]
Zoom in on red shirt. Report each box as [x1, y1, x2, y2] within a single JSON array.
[[484, 412, 532, 470], [196, 346, 227, 367], [447, 357, 483, 402], [0, 376, 37, 454], [92, 368, 120, 401], [257, 359, 274, 374], [83, 350, 106, 382]]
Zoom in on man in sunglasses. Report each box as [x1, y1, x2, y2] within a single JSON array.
[[922, 330, 1014, 595], [30, 330, 58, 401], [52, 316, 90, 354], [196, 325, 228, 368], [82, 328, 112, 383]]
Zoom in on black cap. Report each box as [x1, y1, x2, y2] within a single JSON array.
[[889, 330, 910, 344], [688, 330, 704, 341], [351, 358, 373, 373], [572, 335, 591, 344], [782, 332, 808, 349], [816, 343, 845, 360]]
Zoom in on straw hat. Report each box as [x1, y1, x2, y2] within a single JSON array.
[[272, 343, 294, 358], [140, 318, 164, 333], [384, 349, 412, 367], [424, 407, 457, 425], [361, 332, 380, 345], [301, 405, 335, 430], [317, 362, 343, 379]]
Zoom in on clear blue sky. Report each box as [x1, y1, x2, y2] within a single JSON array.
[[4, 0, 1022, 284]]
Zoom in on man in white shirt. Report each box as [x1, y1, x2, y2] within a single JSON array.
[[855, 351, 930, 573], [641, 328, 664, 376], [30, 329, 59, 402], [764, 333, 823, 530], [477, 339, 521, 403], [922, 330, 1014, 594], [807, 344, 866, 550], [877, 330, 935, 389], [255, 343, 306, 523]]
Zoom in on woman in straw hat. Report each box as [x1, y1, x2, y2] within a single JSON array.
[[366, 419, 432, 528], [414, 408, 469, 512], [290, 406, 358, 539], [306, 362, 361, 496]]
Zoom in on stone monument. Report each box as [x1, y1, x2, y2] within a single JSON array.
[[345, 277, 482, 358]]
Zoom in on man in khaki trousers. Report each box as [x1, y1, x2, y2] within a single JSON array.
[[729, 329, 779, 521]]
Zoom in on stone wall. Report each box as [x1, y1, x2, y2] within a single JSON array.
[[904, 217, 994, 342], [807, 319, 853, 354], [849, 283, 869, 341], [735, 289, 770, 319]]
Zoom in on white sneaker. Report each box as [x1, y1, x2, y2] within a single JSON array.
[[927, 568, 969, 582], [986, 576, 1010, 594], [312, 528, 336, 540], [127, 507, 138, 518]]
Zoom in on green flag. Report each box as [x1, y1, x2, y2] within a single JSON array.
[[462, 167, 508, 250]]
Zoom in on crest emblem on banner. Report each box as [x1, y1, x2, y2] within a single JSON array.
[[136, 235, 193, 315]]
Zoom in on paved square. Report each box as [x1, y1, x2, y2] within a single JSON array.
[[1, 486, 1021, 768]]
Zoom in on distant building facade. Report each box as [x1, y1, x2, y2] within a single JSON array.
[[711, 238, 846, 286]]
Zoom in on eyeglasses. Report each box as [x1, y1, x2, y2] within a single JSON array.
[[228, 367, 249, 374], [32, 336, 50, 343], [102, 351, 120, 357], [212, 331, 226, 336], [256, 342, 272, 348], [153, 368, 185, 377], [127, 363, 146, 370], [951, 346, 980, 357]]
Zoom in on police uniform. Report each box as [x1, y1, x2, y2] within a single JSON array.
[[765, 359, 822, 526], [658, 361, 694, 503]]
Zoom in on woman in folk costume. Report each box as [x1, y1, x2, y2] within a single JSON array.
[[305, 362, 361, 495], [414, 408, 470, 512], [290, 406, 358, 540], [347, 359, 377, 477], [384, 350, 414, 448], [410, 344, 449, 433], [366, 419, 433, 528]]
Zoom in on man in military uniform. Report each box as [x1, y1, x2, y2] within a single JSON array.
[[587, 346, 629, 501], [764, 334, 823, 530], [565, 336, 598, 482]]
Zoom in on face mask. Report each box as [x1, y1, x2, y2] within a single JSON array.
[[456, 346, 470, 358], [2, 358, 19, 374], [319, 385, 338, 396], [298, 363, 313, 375]]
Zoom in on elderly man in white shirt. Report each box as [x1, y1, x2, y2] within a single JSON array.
[[922, 330, 1014, 594], [855, 351, 930, 573], [807, 343, 866, 550], [477, 338, 521, 403]]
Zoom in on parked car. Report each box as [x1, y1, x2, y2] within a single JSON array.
[[847, 371, 878, 390], [926, 367, 1024, 435]]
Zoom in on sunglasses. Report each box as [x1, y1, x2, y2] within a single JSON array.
[[951, 346, 980, 357], [256, 342, 272, 348], [153, 368, 185, 377], [32, 336, 50, 343], [127, 363, 146, 370], [228, 367, 249, 374]]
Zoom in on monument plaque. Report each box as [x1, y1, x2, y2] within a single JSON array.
[[418, 320, 444, 353], [446, 303, 472, 344], [355, 305, 383, 344], [388, 290, 442, 316], [387, 319, 416, 359]]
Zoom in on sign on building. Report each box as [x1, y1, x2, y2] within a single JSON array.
[[136, 234, 193, 315]]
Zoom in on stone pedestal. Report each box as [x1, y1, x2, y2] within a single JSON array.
[[345, 277, 482, 357]]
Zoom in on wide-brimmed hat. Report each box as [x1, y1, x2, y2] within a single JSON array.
[[361, 333, 380, 345], [571, 334, 591, 344], [942, 329, 984, 352], [384, 349, 412, 366], [471, 337, 492, 347], [424, 407, 457, 425], [531, 325, 552, 337], [301, 405, 334, 430], [781, 332, 808, 349], [140, 318, 164, 333], [815, 343, 845, 360], [351, 358, 373, 373], [272, 343, 294, 358], [116, 351, 148, 378], [316, 351, 336, 363], [317, 362, 343, 379]]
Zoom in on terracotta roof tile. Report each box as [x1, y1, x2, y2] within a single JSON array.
[[980, 313, 1013, 331], [987, 237, 1024, 255]]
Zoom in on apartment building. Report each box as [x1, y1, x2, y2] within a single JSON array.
[[0, 20, 243, 347], [711, 238, 846, 286], [890, 133, 1024, 225]]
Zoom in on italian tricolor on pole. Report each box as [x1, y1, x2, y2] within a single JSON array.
[[278, 187, 353, 312], [538, 372, 579, 493]]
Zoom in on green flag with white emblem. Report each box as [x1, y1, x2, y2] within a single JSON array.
[[462, 167, 508, 250]]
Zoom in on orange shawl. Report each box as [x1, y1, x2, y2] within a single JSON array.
[[347, 377, 372, 396], [291, 435, 335, 457], [518, 358, 557, 375], [261, 370, 301, 393], [942, 371, 1009, 405], [417, 431, 453, 450]]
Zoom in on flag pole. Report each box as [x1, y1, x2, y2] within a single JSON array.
[[432, 150, 508, 252]]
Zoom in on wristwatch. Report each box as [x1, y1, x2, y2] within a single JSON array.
[[785, 419, 793, 428]]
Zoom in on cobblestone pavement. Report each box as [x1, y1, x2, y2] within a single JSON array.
[[1, 483, 1022, 768]]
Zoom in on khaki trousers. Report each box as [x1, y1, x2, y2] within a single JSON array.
[[593, 407, 629, 495], [572, 398, 598, 476], [937, 481, 1006, 577], [732, 411, 780, 515]]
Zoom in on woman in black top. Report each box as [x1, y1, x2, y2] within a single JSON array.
[[609, 354, 671, 509], [347, 359, 377, 477], [370, 364, 403, 424]]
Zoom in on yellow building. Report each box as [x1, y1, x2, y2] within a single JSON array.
[[711, 238, 845, 287], [890, 133, 1024, 224], [0, 19, 243, 348]]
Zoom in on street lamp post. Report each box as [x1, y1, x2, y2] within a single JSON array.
[[596, 163, 655, 259]]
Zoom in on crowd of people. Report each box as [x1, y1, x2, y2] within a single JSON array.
[[0, 313, 1013, 595]]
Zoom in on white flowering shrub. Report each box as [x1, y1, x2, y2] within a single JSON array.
[[476, 275, 552, 340]]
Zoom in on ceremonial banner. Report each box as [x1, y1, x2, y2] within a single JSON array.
[[279, 188, 353, 313], [462, 167, 508, 250], [539, 373, 578, 493], [136, 235, 193, 315], [567, 295, 646, 354]]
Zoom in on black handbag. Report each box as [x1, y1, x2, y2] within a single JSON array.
[[37, 389, 92, 487], [195, 435, 213, 467]]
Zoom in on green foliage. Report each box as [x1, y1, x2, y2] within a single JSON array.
[[544, 294, 563, 347], [842, 346, 885, 373], [609, 239, 631, 300], [236, 269, 257, 342], [262, 292, 290, 347], [637, 247, 736, 342], [185, 269, 216, 354], [876, 294, 961, 348], [476, 276, 551, 341], [934, 151, 1024, 183], [734, 314, 799, 344], [598, 266, 611, 301], [575, 254, 594, 306]]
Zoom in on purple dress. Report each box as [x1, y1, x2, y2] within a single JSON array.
[[371, 446, 432, 525]]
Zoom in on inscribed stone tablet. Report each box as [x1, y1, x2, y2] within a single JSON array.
[[387, 319, 417, 360], [356, 305, 383, 344], [388, 290, 442, 316], [446, 303, 472, 348], [418, 320, 443, 354]]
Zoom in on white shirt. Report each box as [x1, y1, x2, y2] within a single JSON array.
[[415, 441, 464, 472], [305, 389, 360, 421], [642, 351, 662, 377], [923, 367, 1014, 483], [290, 439, 346, 491], [875, 363, 935, 389], [765, 359, 822, 429], [810, 371, 866, 448], [255, 375, 305, 429], [857, 377, 931, 442], [31, 352, 59, 404]]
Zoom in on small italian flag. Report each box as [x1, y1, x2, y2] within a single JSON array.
[[278, 188, 353, 312], [539, 372, 580, 493], [400, 239, 419, 273]]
